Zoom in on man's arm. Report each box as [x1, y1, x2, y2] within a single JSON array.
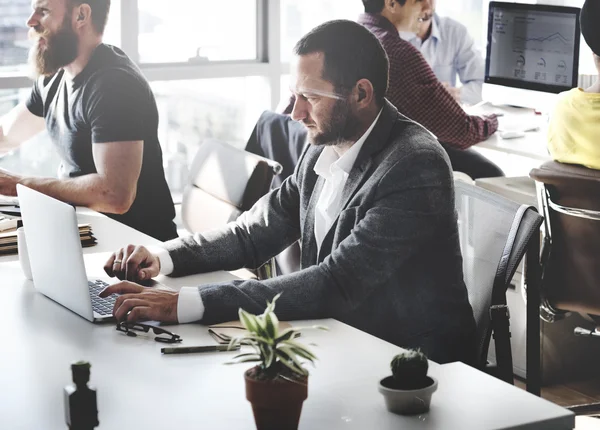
[[0, 102, 46, 153], [162, 157, 304, 276], [452, 21, 484, 105], [386, 38, 496, 149], [102, 144, 455, 324], [4, 140, 143, 214]]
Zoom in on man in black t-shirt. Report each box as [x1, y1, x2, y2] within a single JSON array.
[[0, 0, 177, 242]]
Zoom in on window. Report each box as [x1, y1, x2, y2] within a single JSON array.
[[138, 0, 258, 64], [0, 89, 57, 178], [280, 0, 364, 63], [150, 77, 270, 193], [0, 0, 31, 73], [436, 0, 487, 52]]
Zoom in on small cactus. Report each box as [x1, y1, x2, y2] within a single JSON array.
[[390, 349, 429, 389]]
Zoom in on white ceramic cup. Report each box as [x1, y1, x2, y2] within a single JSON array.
[[16, 227, 33, 281]]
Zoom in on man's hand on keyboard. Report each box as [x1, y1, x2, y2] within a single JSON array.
[[99, 281, 178, 323], [104, 245, 160, 282]]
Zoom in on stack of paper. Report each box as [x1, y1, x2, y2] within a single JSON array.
[[0, 223, 97, 256], [0, 216, 19, 233]]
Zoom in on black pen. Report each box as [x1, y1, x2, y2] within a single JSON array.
[[161, 344, 239, 355]]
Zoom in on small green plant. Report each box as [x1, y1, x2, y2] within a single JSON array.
[[390, 349, 429, 390], [227, 294, 327, 379]]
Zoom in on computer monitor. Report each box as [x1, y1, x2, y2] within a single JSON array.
[[483, 2, 581, 111]]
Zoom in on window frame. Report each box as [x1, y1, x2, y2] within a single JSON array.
[[0, 0, 284, 109]]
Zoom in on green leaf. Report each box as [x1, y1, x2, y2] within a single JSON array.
[[264, 346, 275, 368], [284, 346, 316, 362], [278, 345, 307, 370], [239, 309, 258, 333], [226, 356, 261, 365], [264, 312, 278, 339], [276, 352, 307, 376], [274, 328, 296, 343]]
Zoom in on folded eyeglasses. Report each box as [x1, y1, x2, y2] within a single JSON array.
[[116, 321, 182, 344]]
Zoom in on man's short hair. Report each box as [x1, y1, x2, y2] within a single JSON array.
[[69, 0, 111, 34], [581, 0, 600, 56], [293, 20, 389, 106], [362, 0, 407, 13]]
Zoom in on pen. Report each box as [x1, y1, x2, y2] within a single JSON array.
[[161, 344, 240, 354]]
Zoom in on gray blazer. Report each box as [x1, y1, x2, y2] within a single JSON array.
[[164, 101, 476, 364]]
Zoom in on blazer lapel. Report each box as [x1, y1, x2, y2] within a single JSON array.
[[301, 174, 325, 268], [340, 101, 397, 209], [316, 101, 399, 262]]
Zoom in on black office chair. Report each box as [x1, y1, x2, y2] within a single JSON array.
[[530, 161, 600, 416], [454, 181, 544, 394]]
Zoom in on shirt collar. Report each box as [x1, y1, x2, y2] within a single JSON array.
[[358, 13, 398, 34], [399, 13, 441, 45], [314, 109, 383, 179]]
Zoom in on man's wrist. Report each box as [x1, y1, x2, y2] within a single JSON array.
[[177, 287, 205, 323], [148, 246, 174, 275]]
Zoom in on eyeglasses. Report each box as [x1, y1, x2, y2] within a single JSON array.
[[116, 321, 182, 344]]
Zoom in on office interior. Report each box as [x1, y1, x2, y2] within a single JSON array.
[[1, 0, 599, 429]]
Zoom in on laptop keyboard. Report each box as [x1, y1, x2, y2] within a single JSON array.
[[88, 280, 117, 316]]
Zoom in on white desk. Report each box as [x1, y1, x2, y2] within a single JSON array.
[[469, 104, 552, 163], [0, 210, 574, 429]]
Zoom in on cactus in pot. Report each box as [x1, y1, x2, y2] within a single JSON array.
[[390, 349, 429, 390], [378, 349, 438, 415]]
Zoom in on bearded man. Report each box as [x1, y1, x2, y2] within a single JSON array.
[[99, 20, 476, 365], [0, 0, 177, 241]]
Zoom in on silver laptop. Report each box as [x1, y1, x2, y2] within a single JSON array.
[[16, 184, 118, 322]]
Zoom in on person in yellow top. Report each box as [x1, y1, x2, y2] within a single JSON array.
[[548, 0, 600, 170]]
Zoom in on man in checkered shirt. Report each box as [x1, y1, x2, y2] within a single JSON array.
[[358, 0, 502, 179]]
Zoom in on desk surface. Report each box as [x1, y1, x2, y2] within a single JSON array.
[[469, 104, 551, 162], [0, 210, 573, 429]]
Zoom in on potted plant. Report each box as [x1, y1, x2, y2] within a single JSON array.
[[227, 294, 326, 430], [378, 349, 438, 415]]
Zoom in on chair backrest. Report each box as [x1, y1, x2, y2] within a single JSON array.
[[530, 161, 600, 317], [245, 110, 308, 188], [182, 140, 281, 234], [454, 181, 543, 371]]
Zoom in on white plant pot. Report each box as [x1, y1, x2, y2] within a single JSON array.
[[378, 376, 438, 415]]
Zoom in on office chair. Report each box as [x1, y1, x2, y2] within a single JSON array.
[[245, 111, 308, 275], [182, 140, 282, 279], [454, 181, 543, 394], [530, 161, 600, 416]]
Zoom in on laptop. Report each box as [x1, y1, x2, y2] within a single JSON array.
[[16, 184, 118, 323]]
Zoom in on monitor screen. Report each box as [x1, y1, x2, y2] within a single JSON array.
[[485, 2, 581, 94]]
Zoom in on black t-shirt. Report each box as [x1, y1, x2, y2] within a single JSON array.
[[26, 44, 177, 241]]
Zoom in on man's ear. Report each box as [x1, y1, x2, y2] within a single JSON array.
[[355, 79, 375, 107], [75, 4, 92, 28]]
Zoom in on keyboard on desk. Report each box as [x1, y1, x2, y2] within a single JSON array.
[[88, 279, 118, 316]]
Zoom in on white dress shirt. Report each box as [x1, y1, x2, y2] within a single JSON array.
[[156, 110, 382, 323], [400, 14, 484, 105], [313, 109, 382, 250]]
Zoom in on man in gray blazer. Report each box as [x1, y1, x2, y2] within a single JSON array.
[[101, 20, 476, 364]]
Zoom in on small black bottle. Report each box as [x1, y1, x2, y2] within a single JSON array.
[[64, 361, 99, 430]]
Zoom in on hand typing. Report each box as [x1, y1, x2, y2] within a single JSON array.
[[104, 244, 160, 282], [442, 82, 462, 103], [99, 281, 179, 323]]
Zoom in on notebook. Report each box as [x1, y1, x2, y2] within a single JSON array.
[[208, 320, 295, 344]]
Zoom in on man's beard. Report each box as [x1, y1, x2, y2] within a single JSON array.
[[310, 99, 362, 147], [28, 16, 79, 77]]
